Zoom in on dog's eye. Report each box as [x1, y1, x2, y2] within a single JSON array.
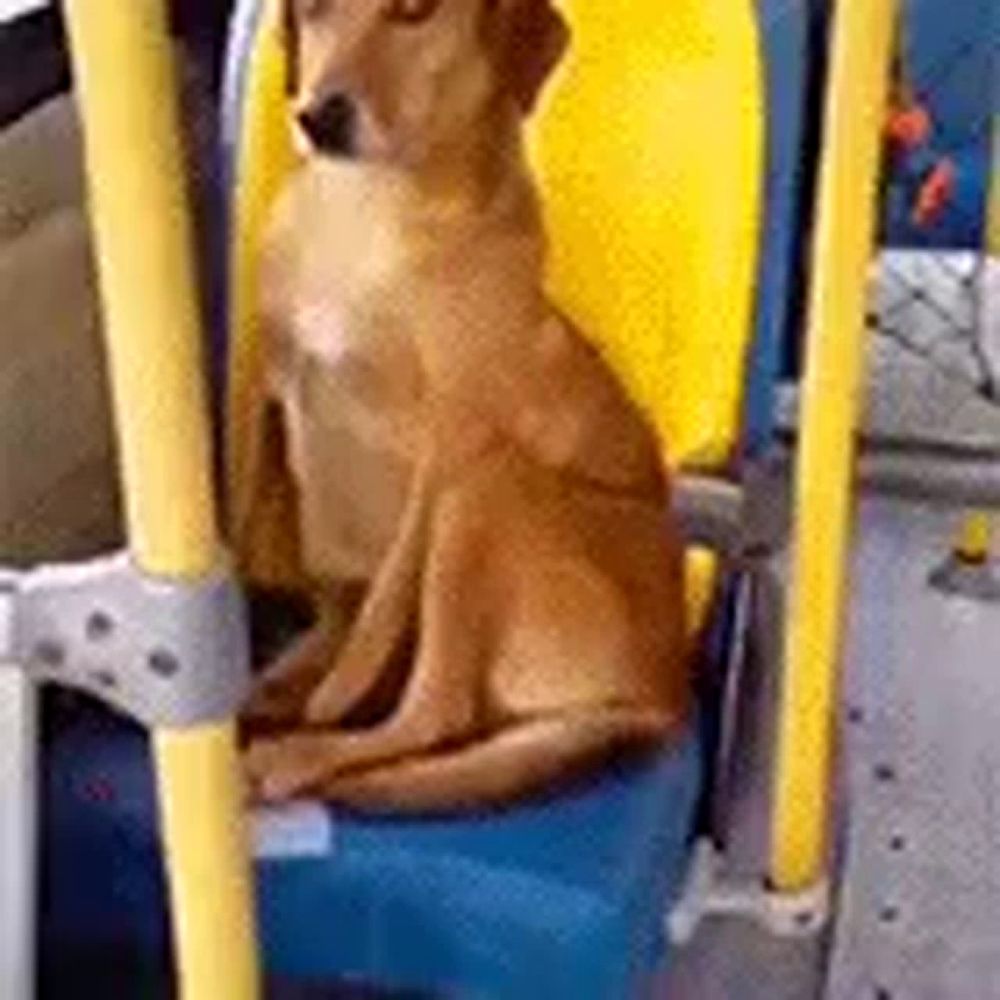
[[383, 0, 441, 25]]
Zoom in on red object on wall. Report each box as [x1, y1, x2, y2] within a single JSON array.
[[912, 158, 956, 227], [886, 101, 931, 151]]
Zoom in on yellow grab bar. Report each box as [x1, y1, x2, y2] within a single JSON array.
[[62, 2, 260, 997], [771, 0, 897, 892]]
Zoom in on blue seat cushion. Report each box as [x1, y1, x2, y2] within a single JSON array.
[[41, 703, 701, 999]]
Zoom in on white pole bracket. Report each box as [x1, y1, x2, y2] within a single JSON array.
[[667, 838, 831, 946], [0, 550, 249, 727]]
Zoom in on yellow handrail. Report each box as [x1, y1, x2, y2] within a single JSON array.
[[771, 0, 897, 892], [62, 2, 260, 997]]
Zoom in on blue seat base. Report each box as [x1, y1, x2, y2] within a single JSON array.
[[41, 703, 702, 999]]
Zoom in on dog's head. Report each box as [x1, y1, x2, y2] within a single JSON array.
[[283, 0, 568, 163]]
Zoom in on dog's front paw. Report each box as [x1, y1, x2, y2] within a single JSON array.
[[244, 737, 310, 803]]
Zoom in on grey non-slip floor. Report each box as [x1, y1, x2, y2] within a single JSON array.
[[665, 916, 827, 1000], [666, 492, 1000, 999], [828, 496, 1000, 1000]]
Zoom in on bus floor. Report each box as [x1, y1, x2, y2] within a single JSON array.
[[668, 491, 1000, 999]]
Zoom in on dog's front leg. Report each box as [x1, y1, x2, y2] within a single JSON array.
[[245, 666, 475, 802], [245, 495, 484, 801], [241, 622, 334, 735], [240, 580, 367, 732], [302, 439, 436, 725]]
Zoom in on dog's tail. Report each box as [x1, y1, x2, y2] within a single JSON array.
[[305, 445, 435, 723], [310, 707, 676, 813]]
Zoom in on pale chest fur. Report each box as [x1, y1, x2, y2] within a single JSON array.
[[269, 162, 420, 372], [261, 162, 427, 581]]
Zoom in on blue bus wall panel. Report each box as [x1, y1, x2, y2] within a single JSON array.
[[881, 0, 997, 249], [742, 0, 815, 452]]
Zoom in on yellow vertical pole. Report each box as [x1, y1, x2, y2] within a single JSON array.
[[62, 3, 260, 998], [771, 0, 897, 892]]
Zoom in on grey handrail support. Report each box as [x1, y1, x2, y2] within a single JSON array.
[[675, 451, 790, 561], [0, 550, 249, 728], [0, 550, 250, 1000]]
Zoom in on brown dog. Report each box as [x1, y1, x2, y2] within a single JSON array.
[[241, 0, 690, 811]]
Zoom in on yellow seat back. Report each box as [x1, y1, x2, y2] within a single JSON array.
[[528, 0, 762, 469]]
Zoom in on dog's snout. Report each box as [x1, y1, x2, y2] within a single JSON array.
[[298, 94, 358, 156]]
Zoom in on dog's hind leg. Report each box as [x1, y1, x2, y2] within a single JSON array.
[[305, 706, 677, 812]]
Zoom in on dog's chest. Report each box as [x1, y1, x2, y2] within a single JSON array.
[[267, 173, 425, 580], [281, 193, 426, 430], [289, 203, 412, 356]]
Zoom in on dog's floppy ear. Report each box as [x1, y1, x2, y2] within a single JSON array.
[[281, 0, 300, 96], [489, 0, 569, 115]]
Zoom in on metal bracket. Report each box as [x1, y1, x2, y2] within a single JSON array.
[[928, 553, 1000, 602], [675, 453, 789, 560], [667, 839, 830, 945], [0, 550, 250, 728]]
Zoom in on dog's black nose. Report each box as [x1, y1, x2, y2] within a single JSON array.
[[297, 93, 358, 156]]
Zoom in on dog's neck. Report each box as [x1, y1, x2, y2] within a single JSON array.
[[417, 117, 524, 207], [380, 101, 539, 240]]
